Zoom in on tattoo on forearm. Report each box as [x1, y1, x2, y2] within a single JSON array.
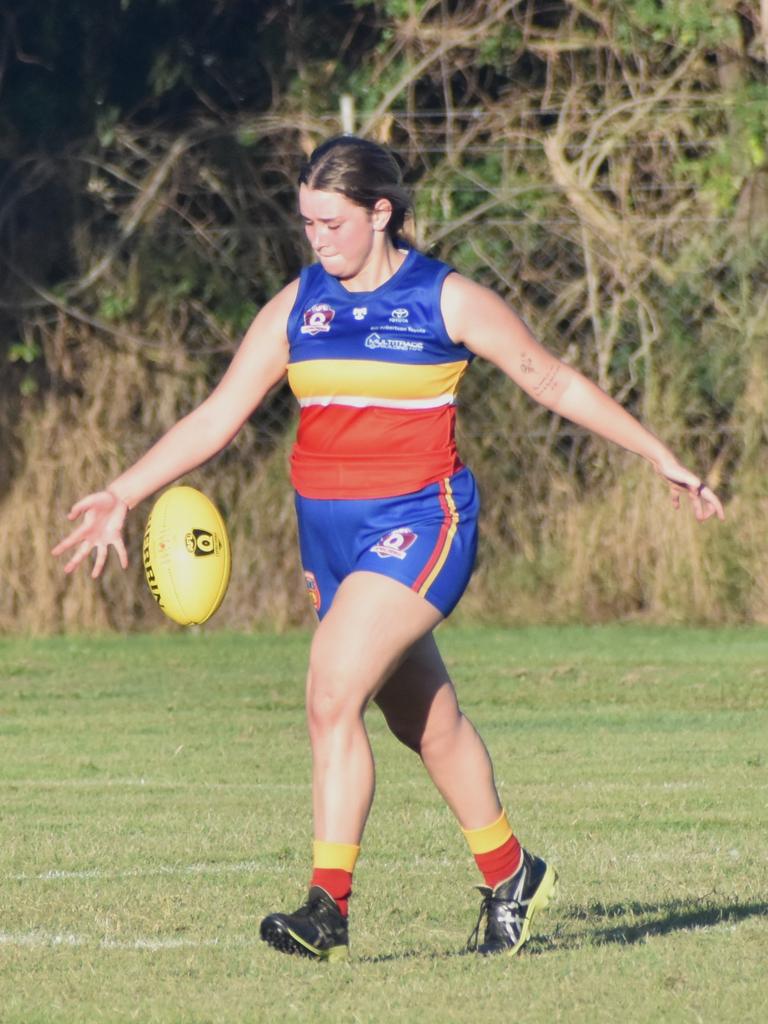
[[520, 355, 535, 374], [532, 362, 562, 398]]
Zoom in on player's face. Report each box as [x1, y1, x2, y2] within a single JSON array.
[[299, 185, 385, 280]]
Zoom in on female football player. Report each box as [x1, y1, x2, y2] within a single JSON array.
[[53, 135, 724, 961]]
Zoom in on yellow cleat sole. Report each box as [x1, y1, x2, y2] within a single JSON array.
[[506, 862, 558, 957]]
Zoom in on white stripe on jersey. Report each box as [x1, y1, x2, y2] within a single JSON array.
[[297, 393, 457, 410]]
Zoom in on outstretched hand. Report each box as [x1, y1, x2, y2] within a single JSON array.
[[655, 458, 725, 523], [51, 490, 130, 577]]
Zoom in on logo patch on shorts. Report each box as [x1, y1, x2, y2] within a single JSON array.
[[370, 528, 418, 560], [304, 570, 321, 611], [300, 303, 335, 335]]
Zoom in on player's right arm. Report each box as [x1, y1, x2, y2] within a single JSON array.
[[52, 280, 297, 576]]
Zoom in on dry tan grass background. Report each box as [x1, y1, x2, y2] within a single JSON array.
[[3, 3, 768, 633], [2, 327, 765, 634]]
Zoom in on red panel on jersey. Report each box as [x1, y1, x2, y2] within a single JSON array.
[[290, 404, 463, 498]]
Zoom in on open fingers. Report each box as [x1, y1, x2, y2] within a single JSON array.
[[51, 521, 93, 558], [68, 493, 105, 520], [91, 545, 108, 579], [63, 539, 94, 574], [60, 537, 128, 577], [114, 536, 129, 570], [54, 489, 130, 577]]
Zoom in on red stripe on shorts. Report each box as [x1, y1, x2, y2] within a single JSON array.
[[411, 480, 452, 595]]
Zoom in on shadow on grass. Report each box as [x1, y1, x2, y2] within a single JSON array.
[[358, 898, 768, 963], [530, 897, 768, 953], [357, 949, 462, 964]]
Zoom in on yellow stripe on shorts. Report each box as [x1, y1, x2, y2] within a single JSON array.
[[417, 477, 459, 599]]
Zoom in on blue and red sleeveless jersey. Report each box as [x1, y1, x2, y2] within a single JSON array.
[[286, 249, 473, 499]]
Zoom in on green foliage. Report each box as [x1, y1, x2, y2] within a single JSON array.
[[352, 0, 413, 15], [342, 60, 411, 114], [612, 268, 746, 439], [476, 23, 524, 67], [6, 340, 42, 398], [235, 126, 259, 148], [673, 86, 768, 213], [94, 106, 121, 147], [98, 291, 136, 322], [739, 84, 768, 159], [7, 340, 41, 366], [147, 50, 185, 97], [617, 0, 741, 50]]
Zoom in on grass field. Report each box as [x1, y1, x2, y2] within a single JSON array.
[[1, 625, 766, 1024]]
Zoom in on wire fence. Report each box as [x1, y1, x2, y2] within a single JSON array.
[[1, 95, 767, 631]]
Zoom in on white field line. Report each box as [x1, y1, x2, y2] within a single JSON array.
[[0, 930, 256, 951], [7, 854, 460, 885], [8, 859, 275, 883], [5, 841, 742, 889]]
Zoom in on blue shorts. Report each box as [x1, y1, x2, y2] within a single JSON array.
[[295, 467, 479, 620]]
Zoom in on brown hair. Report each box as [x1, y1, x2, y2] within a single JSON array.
[[298, 136, 412, 244]]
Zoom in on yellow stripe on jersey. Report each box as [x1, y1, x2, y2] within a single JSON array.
[[417, 477, 459, 599], [287, 358, 469, 404]]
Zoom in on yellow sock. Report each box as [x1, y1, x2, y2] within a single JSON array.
[[311, 841, 360, 916], [312, 840, 360, 873], [461, 811, 522, 888], [461, 810, 512, 855]]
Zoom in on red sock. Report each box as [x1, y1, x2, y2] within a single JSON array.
[[474, 834, 522, 889], [311, 867, 353, 917]]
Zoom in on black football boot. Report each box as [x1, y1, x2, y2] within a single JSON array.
[[260, 885, 349, 961]]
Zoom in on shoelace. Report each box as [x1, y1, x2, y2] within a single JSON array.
[[294, 893, 346, 947], [466, 888, 524, 951], [294, 894, 329, 919]]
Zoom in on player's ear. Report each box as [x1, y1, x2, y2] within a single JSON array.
[[371, 198, 393, 232]]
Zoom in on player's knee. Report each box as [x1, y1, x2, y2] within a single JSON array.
[[305, 659, 359, 736], [307, 687, 344, 735]]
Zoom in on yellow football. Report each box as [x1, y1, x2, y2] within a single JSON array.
[[142, 486, 231, 626]]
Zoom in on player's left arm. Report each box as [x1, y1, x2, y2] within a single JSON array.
[[441, 273, 724, 522]]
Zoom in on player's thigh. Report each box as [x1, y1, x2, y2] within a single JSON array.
[[374, 633, 462, 751], [307, 571, 444, 718]]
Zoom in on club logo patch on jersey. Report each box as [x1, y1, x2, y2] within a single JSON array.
[[353, 306, 367, 320], [304, 570, 321, 611], [300, 303, 335, 336], [370, 528, 418, 560]]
